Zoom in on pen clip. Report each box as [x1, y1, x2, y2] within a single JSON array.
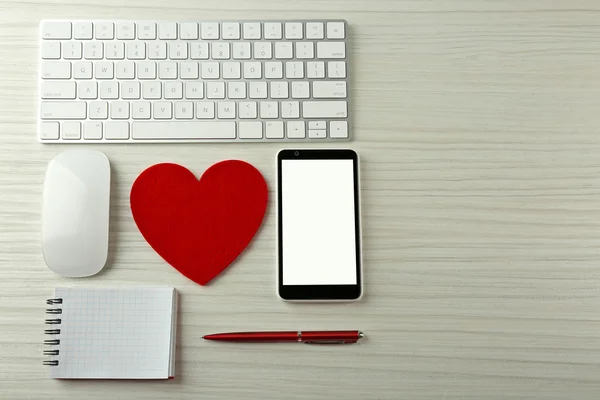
[[304, 340, 357, 345]]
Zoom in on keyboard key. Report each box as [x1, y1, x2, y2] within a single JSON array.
[[62, 121, 81, 140], [284, 22, 303, 39], [158, 22, 177, 39], [260, 102, 278, 118], [133, 121, 236, 140], [295, 42, 314, 59], [89, 101, 108, 119], [285, 62, 304, 79], [243, 22, 261, 39], [137, 61, 157, 79], [265, 62, 283, 79], [308, 129, 326, 139], [306, 22, 324, 39], [132, 101, 151, 119], [222, 62, 241, 79], [63, 42, 82, 59], [222, 23, 240, 39], [106, 42, 125, 60], [327, 61, 346, 78], [40, 122, 60, 140], [116, 61, 135, 79], [73, 22, 93, 40], [243, 62, 262, 79], [281, 101, 300, 119], [153, 101, 172, 119], [211, 42, 230, 60], [217, 102, 236, 119], [274, 42, 293, 59], [121, 82, 140, 99], [105, 121, 129, 139], [201, 62, 219, 79], [83, 42, 103, 59], [78, 81, 98, 99], [254, 42, 272, 59], [127, 42, 146, 59], [312, 81, 347, 98], [286, 121, 305, 138], [95, 22, 114, 40], [110, 101, 130, 119], [42, 42, 61, 59], [143, 82, 161, 99], [307, 61, 325, 78], [291, 81, 310, 99], [149, 42, 167, 59], [309, 121, 326, 129], [116, 22, 136, 39], [228, 82, 246, 99], [73, 61, 92, 79], [185, 82, 204, 99], [169, 42, 188, 60], [83, 122, 103, 139], [206, 82, 225, 99], [270, 81, 288, 99], [42, 61, 70, 79], [249, 82, 267, 99], [41, 101, 86, 120], [100, 82, 119, 99], [175, 102, 194, 119], [201, 23, 219, 39], [159, 62, 178, 79], [180, 23, 198, 39], [239, 122, 262, 139], [264, 23, 282, 39], [41, 21, 71, 40], [317, 42, 345, 59], [265, 121, 284, 139], [232, 42, 251, 59], [164, 82, 183, 99], [180, 62, 199, 79], [196, 102, 215, 118], [327, 22, 345, 39], [330, 121, 348, 138], [95, 61, 114, 79], [41, 81, 76, 99], [303, 101, 347, 118], [190, 42, 209, 59], [138, 22, 157, 39], [239, 102, 257, 119]]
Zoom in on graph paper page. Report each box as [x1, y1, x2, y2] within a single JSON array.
[[49, 287, 176, 379]]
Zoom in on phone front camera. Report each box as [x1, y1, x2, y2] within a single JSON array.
[[294, 151, 299, 156]]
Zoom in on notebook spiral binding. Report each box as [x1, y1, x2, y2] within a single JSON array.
[[43, 298, 62, 366]]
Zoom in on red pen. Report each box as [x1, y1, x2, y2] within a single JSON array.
[[203, 330, 364, 344]]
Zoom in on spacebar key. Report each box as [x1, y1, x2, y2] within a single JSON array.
[[132, 122, 236, 140]]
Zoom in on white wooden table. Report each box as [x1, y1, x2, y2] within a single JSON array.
[[2, 1, 600, 398]]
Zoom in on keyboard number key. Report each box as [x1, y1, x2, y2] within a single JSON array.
[[233, 42, 251, 59], [191, 42, 209, 60], [83, 42, 103, 59], [127, 42, 146, 59], [253, 42, 272, 59], [63, 42, 82, 59], [169, 42, 188, 60], [211, 42, 230, 60], [149, 42, 167, 60]]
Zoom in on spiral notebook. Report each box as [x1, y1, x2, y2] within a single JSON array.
[[44, 287, 178, 379]]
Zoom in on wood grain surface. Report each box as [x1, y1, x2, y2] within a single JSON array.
[[2, 1, 600, 398]]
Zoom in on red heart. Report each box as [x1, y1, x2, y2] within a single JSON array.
[[130, 161, 268, 285]]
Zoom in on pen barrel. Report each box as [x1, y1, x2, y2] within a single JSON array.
[[301, 331, 360, 342], [205, 332, 300, 342]]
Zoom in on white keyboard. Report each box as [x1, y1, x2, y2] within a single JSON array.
[[38, 20, 350, 143]]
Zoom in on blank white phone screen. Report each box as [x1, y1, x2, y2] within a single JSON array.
[[281, 159, 357, 285]]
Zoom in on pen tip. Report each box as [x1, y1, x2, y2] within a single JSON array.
[[358, 332, 365, 339]]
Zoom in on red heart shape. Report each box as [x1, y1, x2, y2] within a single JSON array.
[[130, 160, 268, 285]]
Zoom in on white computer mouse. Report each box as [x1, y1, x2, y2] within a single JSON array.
[[42, 151, 111, 277]]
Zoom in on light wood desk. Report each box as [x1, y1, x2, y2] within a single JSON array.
[[2, 1, 600, 398]]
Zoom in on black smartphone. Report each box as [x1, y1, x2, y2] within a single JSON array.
[[277, 149, 362, 301]]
